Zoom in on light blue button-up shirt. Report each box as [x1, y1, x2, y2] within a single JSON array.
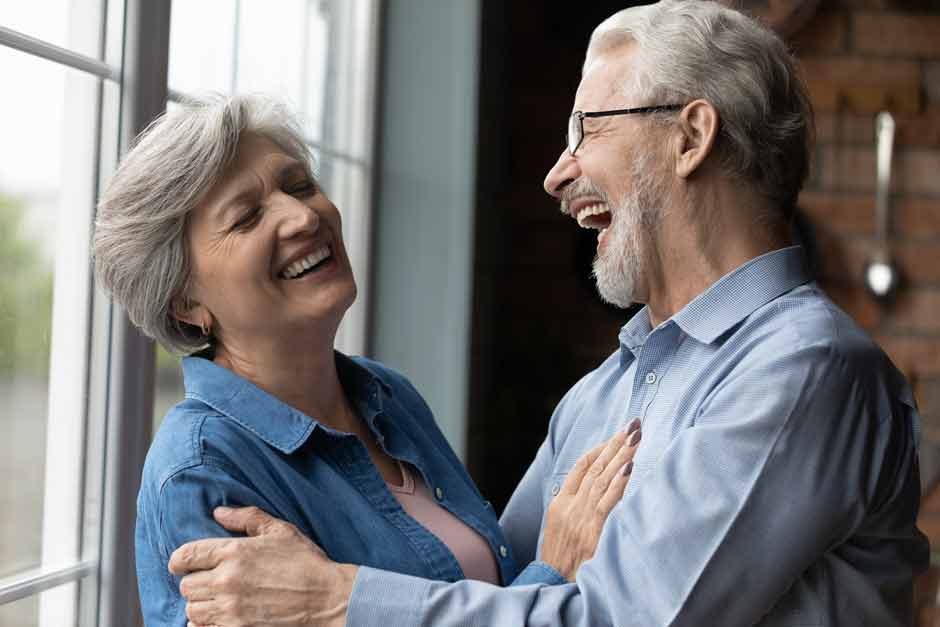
[[347, 246, 929, 626]]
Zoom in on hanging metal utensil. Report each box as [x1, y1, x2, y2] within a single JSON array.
[[864, 111, 900, 303]]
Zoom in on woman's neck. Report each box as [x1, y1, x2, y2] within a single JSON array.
[[212, 335, 357, 432]]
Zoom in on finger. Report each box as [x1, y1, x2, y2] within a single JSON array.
[[559, 438, 610, 496], [169, 538, 234, 575], [213, 505, 281, 536], [596, 462, 632, 514], [178, 569, 220, 602], [581, 430, 630, 490], [587, 433, 636, 501], [186, 598, 223, 626]]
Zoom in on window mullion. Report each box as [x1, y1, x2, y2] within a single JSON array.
[[0, 25, 118, 81], [96, 2, 171, 626]]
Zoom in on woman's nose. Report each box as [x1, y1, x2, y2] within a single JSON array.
[[276, 194, 320, 239], [543, 149, 580, 199]]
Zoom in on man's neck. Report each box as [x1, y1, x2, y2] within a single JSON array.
[[642, 185, 790, 328]]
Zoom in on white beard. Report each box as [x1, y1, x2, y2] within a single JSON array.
[[592, 154, 664, 308]]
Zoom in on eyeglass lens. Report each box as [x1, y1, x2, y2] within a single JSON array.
[[567, 113, 581, 155]]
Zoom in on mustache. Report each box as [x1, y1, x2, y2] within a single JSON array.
[[560, 179, 610, 215]]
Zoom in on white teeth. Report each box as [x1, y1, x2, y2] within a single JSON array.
[[281, 245, 332, 279], [576, 203, 610, 228]]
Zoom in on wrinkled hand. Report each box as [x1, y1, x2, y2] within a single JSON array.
[[168, 506, 357, 627], [540, 420, 641, 581]]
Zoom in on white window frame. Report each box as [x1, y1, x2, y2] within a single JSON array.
[[0, 1, 382, 624], [0, 2, 172, 625]]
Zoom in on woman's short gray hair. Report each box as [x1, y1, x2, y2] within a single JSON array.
[[93, 93, 312, 354], [586, 0, 813, 219]]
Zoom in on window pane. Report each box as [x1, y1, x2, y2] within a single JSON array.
[[316, 155, 371, 355], [0, 0, 105, 60], [0, 46, 99, 581], [154, 346, 184, 433], [0, 591, 38, 627], [235, 0, 306, 107], [167, 0, 237, 94]]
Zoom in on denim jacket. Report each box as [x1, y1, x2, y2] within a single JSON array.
[[135, 353, 519, 627]]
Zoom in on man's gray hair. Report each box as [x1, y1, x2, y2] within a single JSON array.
[[586, 0, 813, 218], [93, 93, 312, 354]]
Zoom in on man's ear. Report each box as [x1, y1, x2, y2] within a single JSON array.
[[171, 295, 211, 331], [673, 99, 719, 179]]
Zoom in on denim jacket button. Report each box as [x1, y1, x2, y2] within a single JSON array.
[[435, 487, 444, 501], [499, 545, 508, 558]]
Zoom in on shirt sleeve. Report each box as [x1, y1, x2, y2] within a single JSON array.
[[345, 342, 922, 626], [139, 461, 275, 627], [499, 437, 553, 568]]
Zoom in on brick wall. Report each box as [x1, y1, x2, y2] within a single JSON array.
[[792, 2, 940, 480], [790, 2, 940, 621]]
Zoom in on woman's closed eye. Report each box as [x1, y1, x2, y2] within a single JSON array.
[[231, 207, 261, 231], [286, 179, 318, 197]]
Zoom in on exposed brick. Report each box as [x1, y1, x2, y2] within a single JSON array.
[[927, 63, 940, 106], [853, 13, 940, 57], [791, 12, 847, 55], [815, 113, 837, 143], [894, 197, 940, 238], [885, 288, 940, 332], [815, 233, 940, 284], [899, 150, 940, 196], [818, 145, 940, 195], [821, 281, 884, 329], [918, 376, 940, 418], [874, 335, 940, 376], [800, 190, 875, 235], [801, 57, 922, 113], [801, 191, 940, 238]]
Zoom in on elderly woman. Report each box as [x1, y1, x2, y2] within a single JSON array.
[[93, 94, 636, 626]]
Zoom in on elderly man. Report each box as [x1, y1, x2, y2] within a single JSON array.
[[169, 1, 929, 625]]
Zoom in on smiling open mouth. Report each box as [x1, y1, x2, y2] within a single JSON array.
[[280, 245, 333, 280], [576, 203, 611, 231]]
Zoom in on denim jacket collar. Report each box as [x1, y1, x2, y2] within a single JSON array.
[[181, 351, 391, 454]]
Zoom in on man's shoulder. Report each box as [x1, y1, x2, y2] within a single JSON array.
[[752, 283, 884, 354], [729, 283, 903, 390]]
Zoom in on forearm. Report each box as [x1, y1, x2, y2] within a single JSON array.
[[347, 565, 592, 627]]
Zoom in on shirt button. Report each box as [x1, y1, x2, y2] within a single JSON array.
[[551, 483, 560, 496], [499, 545, 508, 558], [435, 487, 444, 501], [645, 371, 657, 384]]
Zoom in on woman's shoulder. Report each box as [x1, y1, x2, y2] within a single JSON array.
[[143, 398, 256, 493]]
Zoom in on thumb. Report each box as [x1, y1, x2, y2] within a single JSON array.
[[213, 505, 282, 536]]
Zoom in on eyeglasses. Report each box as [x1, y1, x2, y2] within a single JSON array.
[[567, 104, 684, 155]]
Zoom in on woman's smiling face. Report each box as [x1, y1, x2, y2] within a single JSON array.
[[177, 132, 357, 352]]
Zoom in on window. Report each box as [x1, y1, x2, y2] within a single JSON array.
[[0, 1, 120, 625], [1, 0, 380, 624]]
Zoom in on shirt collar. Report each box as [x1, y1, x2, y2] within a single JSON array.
[[618, 246, 809, 363], [181, 351, 391, 454]]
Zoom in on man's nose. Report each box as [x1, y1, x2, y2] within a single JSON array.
[[543, 149, 580, 198], [276, 194, 320, 239]]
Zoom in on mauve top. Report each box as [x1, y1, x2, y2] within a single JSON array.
[[388, 461, 500, 584]]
